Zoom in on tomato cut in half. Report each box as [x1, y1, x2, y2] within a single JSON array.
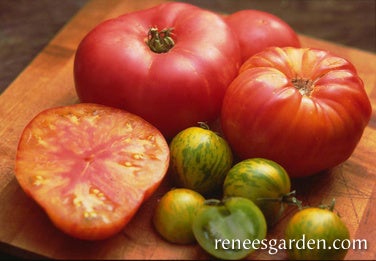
[[14, 103, 170, 240], [192, 197, 267, 260]]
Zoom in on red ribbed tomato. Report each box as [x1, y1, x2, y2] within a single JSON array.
[[74, 2, 241, 139], [15, 103, 170, 240], [221, 47, 372, 177]]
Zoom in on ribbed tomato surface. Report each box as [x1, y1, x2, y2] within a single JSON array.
[[221, 47, 372, 177]]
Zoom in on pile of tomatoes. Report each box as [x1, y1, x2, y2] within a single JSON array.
[[156, 125, 351, 260], [73, 1, 371, 178], [14, 1, 371, 260]]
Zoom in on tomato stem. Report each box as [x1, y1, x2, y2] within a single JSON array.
[[282, 191, 303, 209], [257, 190, 302, 226], [292, 78, 314, 96], [147, 27, 175, 53], [198, 121, 210, 130], [204, 198, 222, 206], [319, 198, 336, 212], [257, 190, 303, 210]]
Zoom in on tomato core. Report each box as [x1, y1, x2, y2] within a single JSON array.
[[292, 78, 314, 96], [146, 27, 175, 53]]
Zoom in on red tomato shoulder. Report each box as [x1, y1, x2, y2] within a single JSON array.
[[226, 9, 300, 62]]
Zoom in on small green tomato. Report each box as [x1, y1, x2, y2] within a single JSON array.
[[152, 188, 205, 244]]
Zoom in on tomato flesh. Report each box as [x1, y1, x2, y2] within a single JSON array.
[[15, 103, 170, 240], [193, 197, 267, 260]]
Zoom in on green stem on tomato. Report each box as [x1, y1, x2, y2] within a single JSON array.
[[257, 190, 303, 210], [146, 27, 175, 53], [319, 198, 336, 212], [198, 121, 210, 130]]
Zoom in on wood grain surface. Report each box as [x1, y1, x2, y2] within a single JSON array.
[[0, 0, 375, 259]]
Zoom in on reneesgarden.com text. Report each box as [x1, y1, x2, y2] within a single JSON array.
[[214, 235, 367, 255]]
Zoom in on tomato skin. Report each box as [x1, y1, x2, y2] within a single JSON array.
[[152, 188, 205, 244], [285, 208, 350, 260], [169, 125, 233, 196], [15, 103, 170, 240], [74, 2, 241, 139], [223, 158, 291, 226], [192, 197, 267, 260], [226, 9, 300, 62], [221, 47, 372, 177]]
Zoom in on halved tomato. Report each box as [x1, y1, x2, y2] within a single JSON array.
[[14, 103, 170, 240]]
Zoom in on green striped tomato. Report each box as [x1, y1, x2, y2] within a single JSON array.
[[285, 207, 350, 260], [153, 188, 205, 244], [223, 158, 292, 226], [169, 124, 233, 196]]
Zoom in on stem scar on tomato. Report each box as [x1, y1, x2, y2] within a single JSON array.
[[291, 78, 314, 96], [147, 27, 175, 53]]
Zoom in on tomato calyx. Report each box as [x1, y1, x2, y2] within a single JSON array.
[[257, 190, 303, 222], [197, 121, 210, 130], [291, 78, 314, 96], [197, 121, 223, 137], [204, 198, 223, 206], [257, 190, 302, 208], [318, 198, 337, 212], [147, 27, 175, 53]]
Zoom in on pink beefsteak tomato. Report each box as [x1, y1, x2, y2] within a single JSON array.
[[74, 2, 241, 139], [221, 47, 372, 177], [225, 9, 301, 63]]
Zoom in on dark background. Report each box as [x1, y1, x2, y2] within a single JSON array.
[[0, 0, 375, 259]]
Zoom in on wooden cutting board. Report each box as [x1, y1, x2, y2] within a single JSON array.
[[0, 0, 375, 259]]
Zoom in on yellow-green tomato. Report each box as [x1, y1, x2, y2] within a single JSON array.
[[152, 188, 205, 244], [169, 125, 233, 196], [285, 207, 350, 260], [223, 158, 291, 226]]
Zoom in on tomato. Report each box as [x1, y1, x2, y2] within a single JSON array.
[[152, 188, 205, 244], [74, 2, 241, 139], [285, 207, 350, 260], [192, 197, 267, 260], [225, 9, 300, 63], [221, 47, 372, 177], [223, 158, 295, 226], [169, 123, 233, 196], [14, 103, 170, 240]]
